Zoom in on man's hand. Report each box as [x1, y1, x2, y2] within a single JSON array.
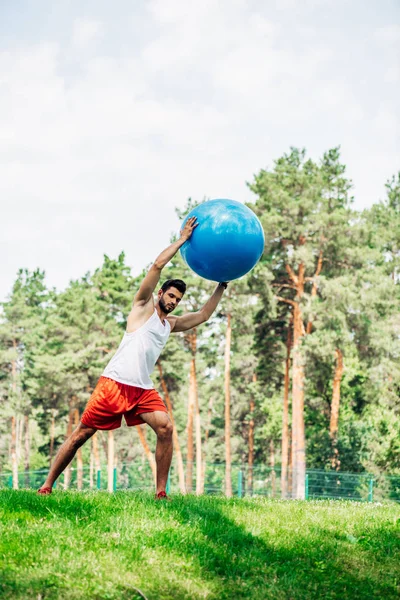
[[132, 219, 198, 307], [180, 216, 198, 241]]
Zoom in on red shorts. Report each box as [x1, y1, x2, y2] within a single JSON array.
[[81, 376, 168, 430]]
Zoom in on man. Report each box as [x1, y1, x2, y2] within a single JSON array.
[[38, 216, 228, 498]]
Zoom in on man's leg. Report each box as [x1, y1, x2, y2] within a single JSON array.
[[140, 411, 173, 495], [38, 423, 96, 492]]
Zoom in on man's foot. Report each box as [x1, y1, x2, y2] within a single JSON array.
[[37, 486, 52, 495], [155, 491, 169, 500]]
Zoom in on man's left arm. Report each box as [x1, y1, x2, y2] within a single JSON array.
[[170, 283, 228, 333]]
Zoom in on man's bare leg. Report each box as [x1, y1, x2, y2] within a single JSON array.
[[140, 411, 173, 495], [38, 423, 96, 493]]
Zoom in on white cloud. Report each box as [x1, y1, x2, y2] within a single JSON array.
[[373, 25, 400, 44], [373, 104, 400, 139], [72, 18, 103, 48], [384, 65, 400, 84]]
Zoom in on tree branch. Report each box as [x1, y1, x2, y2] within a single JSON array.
[[96, 346, 110, 353], [271, 283, 297, 290], [306, 250, 324, 334], [276, 296, 296, 307], [285, 264, 298, 285], [314, 250, 323, 278]]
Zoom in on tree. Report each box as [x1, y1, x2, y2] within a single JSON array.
[[249, 147, 353, 497], [0, 269, 48, 485]]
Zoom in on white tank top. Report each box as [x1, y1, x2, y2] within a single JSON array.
[[103, 309, 171, 389]]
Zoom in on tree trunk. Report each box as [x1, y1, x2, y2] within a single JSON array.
[[185, 333, 196, 493], [64, 397, 75, 489], [330, 348, 344, 470], [186, 355, 200, 493], [24, 414, 30, 487], [280, 252, 323, 499], [193, 361, 202, 496], [89, 444, 94, 489], [92, 433, 101, 470], [98, 429, 108, 457], [17, 416, 23, 469], [225, 313, 232, 497], [291, 302, 306, 499], [281, 322, 292, 499], [270, 439, 276, 498], [136, 425, 157, 484], [201, 396, 214, 494], [11, 347, 18, 489], [11, 416, 18, 489], [287, 435, 292, 497], [107, 430, 115, 493], [92, 433, 101, 487], [306, 250, 323, 334], [74, 408, 83, 490], [247, 373, 256, 496], [49, 409, 56, 465], [157, 361, 186, 493]]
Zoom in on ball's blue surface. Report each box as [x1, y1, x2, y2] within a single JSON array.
[[180, 199, 265, 282]]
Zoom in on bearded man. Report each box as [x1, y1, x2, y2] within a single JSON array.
[[38, 217, 228, 498]]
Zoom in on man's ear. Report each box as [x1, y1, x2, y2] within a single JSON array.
[[157, 289, 163, 298]]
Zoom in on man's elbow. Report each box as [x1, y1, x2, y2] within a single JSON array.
[[199, 309, 210, 324], [152, 261, 163, 272]]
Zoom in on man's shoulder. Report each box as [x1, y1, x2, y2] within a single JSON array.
[[127, 300, 155, 333], [131, 295, 155, 311]]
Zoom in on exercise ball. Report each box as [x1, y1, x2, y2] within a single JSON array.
[[180, 199, 265, 282]]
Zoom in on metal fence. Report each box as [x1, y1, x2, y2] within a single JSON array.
[[1, 464, 399, 502]]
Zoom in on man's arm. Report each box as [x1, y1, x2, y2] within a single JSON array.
[[133, 217, 198, 306], [170, 282, 228, 332]]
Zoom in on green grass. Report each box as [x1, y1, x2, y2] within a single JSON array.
[[0, 491, 399, 599]]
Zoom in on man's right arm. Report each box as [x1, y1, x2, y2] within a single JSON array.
[[133, 216, 198, 306]]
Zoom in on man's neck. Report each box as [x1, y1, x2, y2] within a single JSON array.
[[155, 302, 168, 322]]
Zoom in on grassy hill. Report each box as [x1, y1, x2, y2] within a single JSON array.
[[0, 490, 399, 599]]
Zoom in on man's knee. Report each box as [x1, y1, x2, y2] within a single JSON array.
[[157, 420, 173, 441], [71, 426, 94, 449]]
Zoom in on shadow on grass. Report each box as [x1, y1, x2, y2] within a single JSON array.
[[1, 491, 399, 600], [143, 496, 400, 600]]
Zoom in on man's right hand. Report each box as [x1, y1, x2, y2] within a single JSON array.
[[132, 218, 198, 309], [180, 216, 198, 241]]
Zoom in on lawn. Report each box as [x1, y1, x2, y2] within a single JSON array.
[[0, 490, 399, 599]]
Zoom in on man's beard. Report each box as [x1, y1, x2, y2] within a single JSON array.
[[159, 296, 174, 314]]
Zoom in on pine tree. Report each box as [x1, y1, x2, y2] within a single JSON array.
[[249, 147, 353, 497]]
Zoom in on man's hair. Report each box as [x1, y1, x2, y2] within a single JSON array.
[[161, 279, 187, 295]]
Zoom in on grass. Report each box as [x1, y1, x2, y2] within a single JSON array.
[[0, 490, 399, 599]]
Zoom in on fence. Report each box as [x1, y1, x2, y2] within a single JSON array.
[[1, 464, 399, 502]]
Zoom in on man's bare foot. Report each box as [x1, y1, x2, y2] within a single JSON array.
[[155, 491, 169, 500], [37, 486, 52, 495]]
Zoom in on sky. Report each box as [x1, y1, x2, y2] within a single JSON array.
[[1, 0, 399, 302]]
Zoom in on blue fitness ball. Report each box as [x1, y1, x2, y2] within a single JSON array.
[[180, 199, 265, 282]]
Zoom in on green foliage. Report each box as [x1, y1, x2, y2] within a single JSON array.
[[246, 148, 400, 475]]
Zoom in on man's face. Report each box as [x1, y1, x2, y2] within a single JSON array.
[[158, 286, 184, 313]]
